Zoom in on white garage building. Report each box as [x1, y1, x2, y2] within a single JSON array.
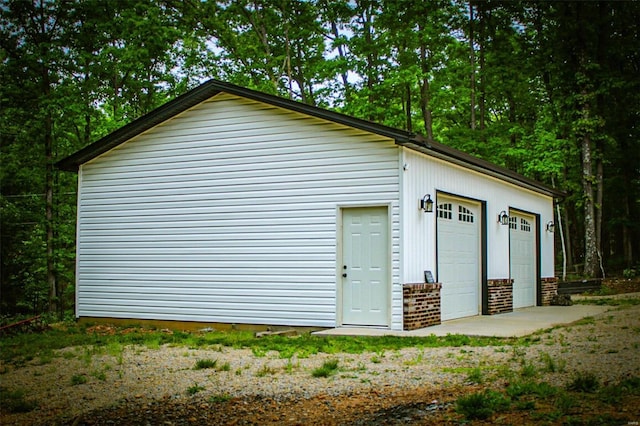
[[58, 80, 562, 331]]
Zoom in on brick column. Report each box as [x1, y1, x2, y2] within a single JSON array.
[[403, 283, 442, 330], [487, 279, 513, 315], [541, 277, 558, 306]]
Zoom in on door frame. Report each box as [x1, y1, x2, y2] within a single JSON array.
[[508, 207, 541, 307], [336, 203, 393, 328], [435, 191, 487, 319]]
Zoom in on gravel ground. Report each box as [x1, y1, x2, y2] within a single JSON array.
[[1, 301, 639, 425]]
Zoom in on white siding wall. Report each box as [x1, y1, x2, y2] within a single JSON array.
[[77, 93, 401, 328], [401, 148, 554, 284]]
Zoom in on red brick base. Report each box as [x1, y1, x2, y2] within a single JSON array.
[[403, 283, 442, 330], [541, 277, 558, 306], [487, 279, 513, 315]]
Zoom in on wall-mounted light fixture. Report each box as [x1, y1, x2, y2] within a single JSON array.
[[420, 194, 434, 213], [546, 221, 555, 232], [498, 210, 509, 225]]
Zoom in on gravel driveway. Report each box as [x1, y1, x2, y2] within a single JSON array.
[[1, 301, 639, 425]]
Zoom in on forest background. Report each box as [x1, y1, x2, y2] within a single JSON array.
[[1, 0, 639, 318]]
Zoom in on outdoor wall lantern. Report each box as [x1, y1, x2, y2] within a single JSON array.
[[498, 210, 510, 225], [546, 221, 555, 232], [420, 194, 434, 213]]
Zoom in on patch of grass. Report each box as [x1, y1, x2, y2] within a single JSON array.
[[574, 316, 596, 326], [455, 389, 511, 420], [311, 359, 339, 378], [507, 380, 559, 399], [209, 393, 232, 403], [91, 368, 108, 381], [554, 391, 577, 413], [71, 374, 87, 385], [186, 383, 205, 395], [0, 323, 515, 372], [567, 372, 600, 393], [574, 298, 640, 306], [35, 349, 55, 365], [194, 359, 218, 370], [519, 361, 537, 378], [403, 350, 424, 366], [0, 387, 38, 413], [466, 367, 484, 384], [539, 352, 565, 373], [255, 364, 277, 377], [598, 376, 640, 404]]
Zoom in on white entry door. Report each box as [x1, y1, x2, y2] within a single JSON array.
[[510, 211, 537, 308], [341, 207, 389, 326], [437, 197, 481, 321]]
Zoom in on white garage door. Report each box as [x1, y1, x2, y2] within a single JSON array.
[[510, 211, 536, 308], [437, 197, 481, 321]]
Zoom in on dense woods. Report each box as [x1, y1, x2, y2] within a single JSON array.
[[1, 0, 639, 317]]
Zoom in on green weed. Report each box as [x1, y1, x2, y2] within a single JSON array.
[[311, 359, 339, 378], [71, 374, 87, 385], [186, 383, 205, 395], [567, 372, 600, 393], [209, 393, 232, 403], [507, 380, 559, 399], [255, 364, 277, 377], [519, 361, 537, 378], [466, 367, 484, 384], [539, 352, 561, 373], [0, 387, 37, 413], [194, 359, 218, 370], [455, 389, 510, 420]]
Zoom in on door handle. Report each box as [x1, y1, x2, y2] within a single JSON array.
[[342, 265, 347, 277]]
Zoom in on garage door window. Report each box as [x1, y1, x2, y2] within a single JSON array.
[[520, 218, 531, 232], [438, 203, 452, 220], [509, 216, 517, 230], [459, 206, 474, 223]]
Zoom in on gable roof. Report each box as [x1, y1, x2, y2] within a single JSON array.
[[56, 79, 563, 198]]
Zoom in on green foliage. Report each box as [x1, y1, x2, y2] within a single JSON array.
[[0, 387, 37, 413], [455, 390, 511, 420], [209, 394, 232, 404], [194, 359, 218, 370], [507, 380, 559, 400], [466, 367, 484, 384], [0, 324, 514, 368], [567, 372, 600, 393], [71, 374, 87, 385], [186, 383, 205, 395], [1, 0, 639, 317], [311, 359, 339, 378]]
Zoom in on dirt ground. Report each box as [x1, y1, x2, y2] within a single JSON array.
[[3, 278, 640, 426]]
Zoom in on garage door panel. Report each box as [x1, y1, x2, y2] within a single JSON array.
[[438, 199, 481, 321]]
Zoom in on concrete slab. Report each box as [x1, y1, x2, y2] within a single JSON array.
[[315, 305, 612, 338]]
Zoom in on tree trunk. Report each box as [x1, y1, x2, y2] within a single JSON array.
[[581, 113, 599, 277], [478, 2, 486, 131], [405, 83, 412, 133], [418, 33, 433, 140], [469, 1, 476, 130], [43, 69, 57, 315], [330, 20, 350, 100]]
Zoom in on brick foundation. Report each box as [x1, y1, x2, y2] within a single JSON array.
[[403, 283, 442, 330], [487, 279, 513, 315], [541, 277, 558, 306]]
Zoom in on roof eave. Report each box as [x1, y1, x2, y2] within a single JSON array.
[[399, 140, 565, 199], [56, 79, 413, 172]]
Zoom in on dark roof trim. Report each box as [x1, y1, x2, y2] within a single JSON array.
[[56, 79, 414, 171], [401, 140, 563, 198], [56, 79, 564, 198]]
